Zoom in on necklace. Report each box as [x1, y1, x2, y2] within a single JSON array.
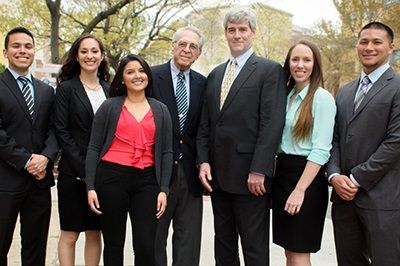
[[80, 78, 101, 91]]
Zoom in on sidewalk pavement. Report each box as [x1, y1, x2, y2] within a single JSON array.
[[9, 186, 337, 265]]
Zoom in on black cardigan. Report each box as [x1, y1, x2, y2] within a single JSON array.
[[85, 96, 173, 193]]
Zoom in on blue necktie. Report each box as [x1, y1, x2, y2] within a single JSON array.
[[18, 76, 34, 118], [176, 72, 188, 133]]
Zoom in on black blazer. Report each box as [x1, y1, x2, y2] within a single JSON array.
[[327, 67, 400, 210], [0, 69, 59, 191], [197, 53, 286, 195], [151, 62, 206, 197], [54, 76, 109, 178]]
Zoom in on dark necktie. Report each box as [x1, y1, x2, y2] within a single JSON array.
[[18, 76, 34, 118], [354, 75, 370, 111], [176, 72, 188, 133]]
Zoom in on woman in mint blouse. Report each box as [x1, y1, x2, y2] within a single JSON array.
[[272, 40, 336, 266]]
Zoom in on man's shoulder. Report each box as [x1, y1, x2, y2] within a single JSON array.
[[151, 62, 169, 73]]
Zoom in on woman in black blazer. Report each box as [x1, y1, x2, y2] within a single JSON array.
[[54, 34, 110, 266], [86, 54, 173, 266]]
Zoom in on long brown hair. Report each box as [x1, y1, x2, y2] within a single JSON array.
[[57, 34, 110, 84], [283, 40, 324, 141]]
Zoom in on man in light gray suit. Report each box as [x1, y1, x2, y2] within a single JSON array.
[[197, 6, 286, 265], [327, 22, 400, 266]]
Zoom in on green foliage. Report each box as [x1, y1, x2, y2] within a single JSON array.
[[0, 64, 6, 73]]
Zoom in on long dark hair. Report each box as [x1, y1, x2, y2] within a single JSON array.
[[283, 40, 324, 141], [57, 33, 110, 84], [109, 54, 153, 97]]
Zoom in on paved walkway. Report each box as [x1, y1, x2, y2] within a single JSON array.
[[9, 186, 337, 265]]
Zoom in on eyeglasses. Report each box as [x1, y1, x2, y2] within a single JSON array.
[[175, 41, 199, 52]]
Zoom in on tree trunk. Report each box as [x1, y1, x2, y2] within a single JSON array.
[[46, 0, 61, 63]]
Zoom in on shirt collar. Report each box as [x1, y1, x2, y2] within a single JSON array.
[[8, 67, 33, 83], [230, 48, 253, 68], [170, 59, 190, 78], [289, 84, 310, 100], [360, 62, 390, 84]]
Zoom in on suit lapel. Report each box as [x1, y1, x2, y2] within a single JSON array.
[[350, 69, 394, 122], [72, 77, 95, 118], [214, 61, 229, 112], [2, 70, 32, 122], [185, 71, 201, 131], [155, 63, 180, 136], [344, 79, 359, 123], [220, 54, 257, 114]]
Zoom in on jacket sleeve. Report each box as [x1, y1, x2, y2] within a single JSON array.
[[160, 103, 173, 193], [54, 82, 85, 176]]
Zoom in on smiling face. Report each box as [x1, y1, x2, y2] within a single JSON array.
[[357, 28, 394, 74], [76, 37, 104, 74], [3, 32, 35, 76], [225, 20, 255, 58], [289, 44, 314, 91], [172, 29, 201, 71], [123, 60, 149, 95]]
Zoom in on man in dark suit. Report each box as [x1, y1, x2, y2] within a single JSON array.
[[196, 7, 286, 266], [327, 22, 400, 266], [152, 26, 206, 266], [0, 27, 58, 266]]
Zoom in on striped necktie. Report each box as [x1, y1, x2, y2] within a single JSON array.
[[18, 76, 34, 118], [220, 59, 237, 109], [176, 72, 188, 133], [354, 75, 370, 111]]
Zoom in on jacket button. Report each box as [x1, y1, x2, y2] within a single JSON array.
[[174, 160, 179, 165], [179, 140, 183, 144]]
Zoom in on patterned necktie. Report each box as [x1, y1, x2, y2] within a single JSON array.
[[176, 72, 188, 133], [220, 59, 237, 109], [18, 76, 34, 118], [354, 75, 371, 111]]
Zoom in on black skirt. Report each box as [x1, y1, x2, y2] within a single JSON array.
[[57, 173, 100, 232], [272, 154, 328, 253]]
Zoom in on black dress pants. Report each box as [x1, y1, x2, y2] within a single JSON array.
[[211, 188, 270, 266], [95, 161, 160, 266], [0, 183, 51, 266]]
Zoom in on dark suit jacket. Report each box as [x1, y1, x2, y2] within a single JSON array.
[[151, 62, 206, 197], [327, 67, 400, 210], [0, 69, 58, 191], [197, 53, 286, 195], [54, 76, 109, 178]]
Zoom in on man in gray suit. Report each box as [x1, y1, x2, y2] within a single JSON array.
[[152, 26, 206, 266], [327, 22, 400, 265], [197, 7, 286, 265]]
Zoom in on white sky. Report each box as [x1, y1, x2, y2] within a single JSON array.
[[267, 0, 340, 27], [200, 0, 340, 28]]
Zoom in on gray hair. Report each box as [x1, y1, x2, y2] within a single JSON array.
[[172, 26, 205, 50], [223, 6, 257, 31]]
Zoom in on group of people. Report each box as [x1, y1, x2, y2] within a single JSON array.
[[0, 5, 398, 266]]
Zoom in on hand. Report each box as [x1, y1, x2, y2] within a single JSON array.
[[27, 154, 49, 176], [156, 192, 167, 219], [87, 190, 102, 215], [285, 188, 305, 215], [247, 172, 266, 196], [35, 170, 47, 180], [331, 175, 359, 201], [199, 163, 213, 192]]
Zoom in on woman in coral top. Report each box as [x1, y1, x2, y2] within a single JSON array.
[[85, 54, 173, 266]]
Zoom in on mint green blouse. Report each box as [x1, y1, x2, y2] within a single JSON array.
[[278, 85, 336, 165]]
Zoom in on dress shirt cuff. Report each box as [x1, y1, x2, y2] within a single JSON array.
[[328, 173, 339, 183], [349, 174, 361, 187], [24, 157, 32, 169]]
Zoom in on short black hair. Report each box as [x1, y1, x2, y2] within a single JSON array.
[[109, 54, 153, 97], [359, 22, 394, 43], [4, 27, 35, 49]]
